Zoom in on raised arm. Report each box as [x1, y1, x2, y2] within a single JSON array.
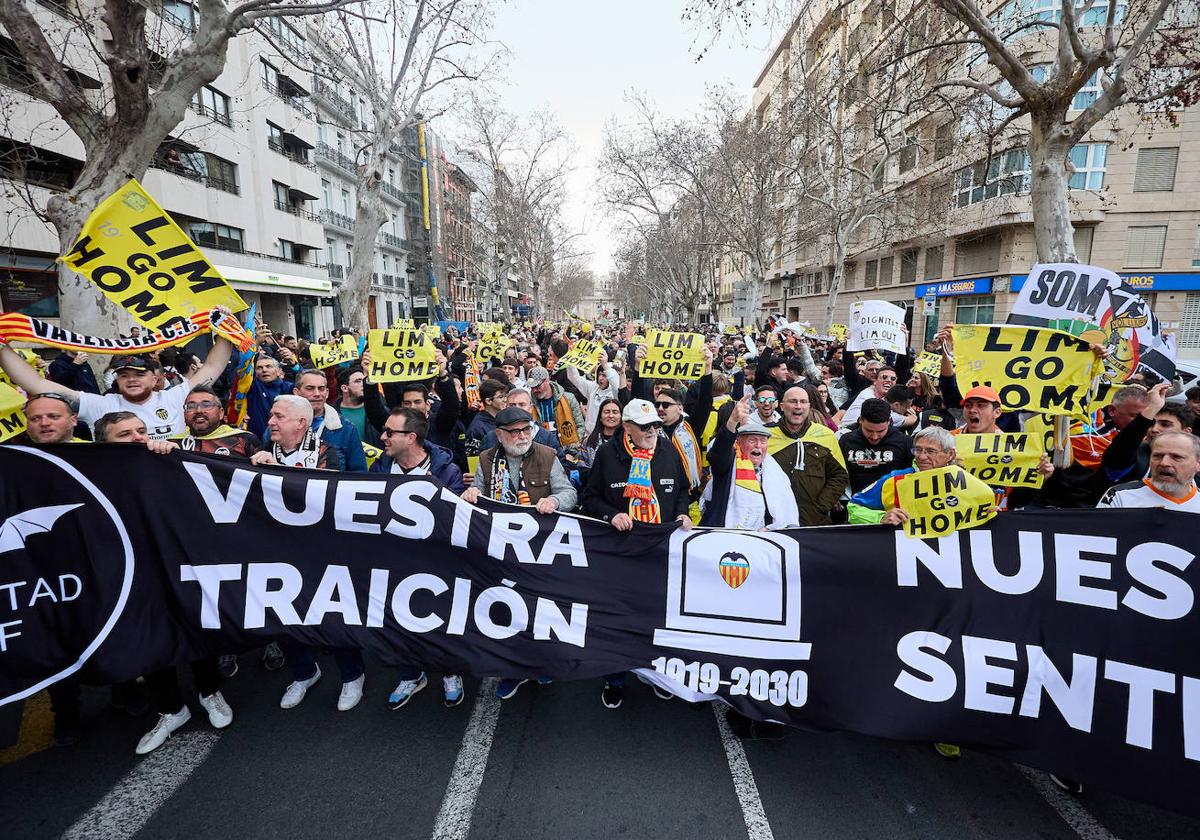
[[187, 336, 235, 389], [0, 344, 74, 398]]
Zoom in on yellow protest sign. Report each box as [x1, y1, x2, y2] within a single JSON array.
[[956, 433, 1047, 489], [476, 334, 514, 363], [476, 321, 503, 338], [309, 335, 360, 369], [952, 325, 1101, 417], [421, 324, 442, 339], [60, 178, 246, 331], [367, 329, 438, 382], [362, 443, 383, 470], [913, 352, 943, 378], [557, 339, 603, 371], [391, 319, 416, 330], [639, 329, 705, 379], [0, 383, 26, 441], [897, 466, 997, 538], [830, 323, 848, 341]]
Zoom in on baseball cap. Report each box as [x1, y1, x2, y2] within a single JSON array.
[[114, 355, 159, 373], [622, 399, 660, 426], [526, 366, 550, 387], [735, 419, 773, 437], [961, 385, 1001, 406], [494, 407, 535, 430]]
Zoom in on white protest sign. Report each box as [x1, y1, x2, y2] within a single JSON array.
[[848, 300, 906, 355]]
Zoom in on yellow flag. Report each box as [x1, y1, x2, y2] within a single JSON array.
[[476, 334, 514, 363], [0, 383, 26, 441], [367, 329, 437, 382], [309, 335, 360, 369], [952, 325, 1100, 417], [61, 178, 246, 330], [362, 442, 383, 470], [956, 433, 1046, 489], [897, 466, 996, 538], [829, 323, 848, 341], [639, 329, 705, 380]]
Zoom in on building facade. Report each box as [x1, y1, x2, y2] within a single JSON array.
[[748, 0, 1200, 356]]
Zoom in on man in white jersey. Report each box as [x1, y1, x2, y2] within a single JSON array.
[[0, 332, 233, 440], [1097, 431, 1200, 511]]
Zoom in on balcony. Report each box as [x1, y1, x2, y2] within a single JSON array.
[[315, 142, 357, 175], [381, 181, 404, 204], [206, 175, 239, 195], [312, 79, 358, 124], [263, 80, 313, 119], [149, 157, 204, 183], [329, 264, 346, 280], [273, 199, 321, 222], [190, 101, 232, 128], [378, 232, 405, 251], [267, 137, 316, 171], [320, 209, 356, 231]]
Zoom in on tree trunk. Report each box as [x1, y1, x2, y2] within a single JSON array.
[[824, 233, 849, 332], [340, 164, 387, 330], [1028, 117, 1078, 263]]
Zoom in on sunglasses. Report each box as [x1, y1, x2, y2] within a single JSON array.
[[380, 428, 415, 438], [653, 401, 678, 410], [634, 422, 663, 432], [755, 396, 778, 404]]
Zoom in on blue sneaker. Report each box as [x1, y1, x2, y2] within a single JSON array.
[[496, 678, 528, 700], [443, 675, 464, 707], [388, 673, 427, 710]]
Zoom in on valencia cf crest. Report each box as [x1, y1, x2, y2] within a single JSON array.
[[719, 552, 750, 589], [156, 408, 170, 421]]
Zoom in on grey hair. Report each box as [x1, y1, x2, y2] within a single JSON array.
[[1152, 430, 1200, 460], [914, 425, 955, 452], [507, 387, 531, 402], [1112, 384, 1150, 407], [273, 394, 313, 425]]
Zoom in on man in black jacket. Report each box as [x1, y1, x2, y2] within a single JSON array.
[[839, 398, 914, 493]]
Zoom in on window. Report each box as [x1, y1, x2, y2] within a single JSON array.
[[898, 144, 918, 174], [278, 240, 296, 261], [260, 60, 278, 90], [955, 294, 995, 325], [1071, 71, 1103, 111], [1193, 227, 1200, 268], [1074, 227, 1094, 263], [900, 249, 918, 285], [336, 132, 347, 155], [933, 123, 953, 161], [321, 179, 332, 209], [879, 256, 895, 286], [1134, 147, 1179, 192], [266, 121, 283, 151], [1180, 293, 1200, 349], [954, 233, 1001, 275], [1068, 143, 1107, 190], [1124, 225, 1168, 269], [272, 181, 289, 208], [955, 148, 1029, 206], [191, 86, 231, 127], [387, 167, 396, 185], [189, 222, 244, 253], [924, 245, 944, 280], [162, 0, 198, 30], [205, 154, 238, 194], [386, 300, 394, 325], [341, 188, 351, 215], [865, 259, 878, 287], [326, 239, 337, 266]]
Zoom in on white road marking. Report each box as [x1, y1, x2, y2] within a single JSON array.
[[431, 678, 502, 840], [61, 730, 219, 840], [1017, 765, 1122, 840], [713, 705, 777, 840]]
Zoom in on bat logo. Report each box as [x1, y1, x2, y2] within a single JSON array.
[[718, 551, 750, 589], [943, 495, 959, 508], [0, 504, 83, 554]]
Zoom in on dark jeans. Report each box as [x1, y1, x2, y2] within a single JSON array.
[[48, 678, 81, 727], [280, 642, 363, 683], [145, 657, 221, 715]]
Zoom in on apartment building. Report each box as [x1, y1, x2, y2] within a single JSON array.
[[746, 0, 1200, 356]]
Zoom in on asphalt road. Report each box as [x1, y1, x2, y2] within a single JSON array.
[[2, 654, 1198, 840]]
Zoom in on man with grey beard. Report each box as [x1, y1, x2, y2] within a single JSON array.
[[1098, 431, 1200, 511]]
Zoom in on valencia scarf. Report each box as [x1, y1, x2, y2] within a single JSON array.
[[464, 357, 482, 412], [272, 428, 322, 468], [489, 450, 531, 505], [622, 434, 661, 523], [669, 420, 702, 490], [0, 309, 254, 353]]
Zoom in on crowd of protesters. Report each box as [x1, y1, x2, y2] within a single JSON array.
[[4, 309, 1199, 795]]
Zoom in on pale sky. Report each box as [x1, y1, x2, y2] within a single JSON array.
[[480, 0, 776, 276]]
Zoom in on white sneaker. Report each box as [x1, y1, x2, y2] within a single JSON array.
[[198, 691, 233, 729], [337, 674, 365, 712], [443, 675, 464, 707], [135, 706, 192, 755], [280, 666, 322, 709]]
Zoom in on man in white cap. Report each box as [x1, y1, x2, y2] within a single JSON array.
[[700, 395, 800, 530]]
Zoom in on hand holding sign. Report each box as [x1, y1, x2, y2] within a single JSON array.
[[848, 301, 906, 355], [639, 329, 705, 380], [896, 466, 997, 538]]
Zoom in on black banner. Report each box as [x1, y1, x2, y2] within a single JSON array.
[[1, 445, 1198, 815]]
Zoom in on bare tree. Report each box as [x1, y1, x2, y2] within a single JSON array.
[[541, 256, 594, 316], [327, 0, 493, 329], [0, 0, 365, 337], [456, 93, 585, 319]]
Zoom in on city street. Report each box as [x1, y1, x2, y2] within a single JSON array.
[[2, 657, 1198, 840]]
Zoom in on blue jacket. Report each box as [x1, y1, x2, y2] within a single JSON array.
[[314, 406, 367, 473], [369, 440, 464, 492], [48, 353, 101, 394], [248, 378, 293, 440]]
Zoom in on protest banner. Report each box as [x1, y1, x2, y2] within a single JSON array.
[[913, 352, 942, 378], [476, 321, 503, 338], [308, 335, 360, 369], [10, 444, 1200, 817], [476, 334, 514, 364], [391, 318, 416, 330], [421, 323, 442, 339], [829, 323, 847, 342], [952, 324, 1101, 416], [557, 339, 603, 371], [0, 383, 26, 441], [639, 330, 705, 379], [366, 329, 437, 382], [848, 301, 906, 355], [896, 465, 996, 538], [956, 433, 1047, 489], [60, 178, 246, 331]]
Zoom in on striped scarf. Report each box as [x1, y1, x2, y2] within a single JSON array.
[[670, 421, 702, 490], [734, 451, 761, 493], [464, 357, 482, 411], [489, 451, 531, 505], [622, 434, 660, 523]]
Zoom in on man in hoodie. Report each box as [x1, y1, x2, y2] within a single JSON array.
[[465, 379, 509, 465], [768, 384, 849, 526], [292, 368, 367, 472], [370, 407, 466, 710], [247, 355, 293, 439]]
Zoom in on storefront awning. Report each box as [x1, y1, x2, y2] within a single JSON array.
[[214, 264, 332, 296]]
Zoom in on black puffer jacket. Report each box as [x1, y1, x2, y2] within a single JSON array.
[[582, 435, 691, 523]]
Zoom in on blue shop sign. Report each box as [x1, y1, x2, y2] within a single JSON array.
[[1010, 272, 1200, 292], [913, 278, 993, 298]]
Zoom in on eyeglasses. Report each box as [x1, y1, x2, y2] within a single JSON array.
[[498, 425, 534, 436], [653, 401, 678, 410], [380, 428, 415, 438], [913, 446, 945, 457], [184, 401, 221, 410]]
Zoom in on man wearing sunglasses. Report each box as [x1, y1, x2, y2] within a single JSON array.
[[752, 383, 780, 425]]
